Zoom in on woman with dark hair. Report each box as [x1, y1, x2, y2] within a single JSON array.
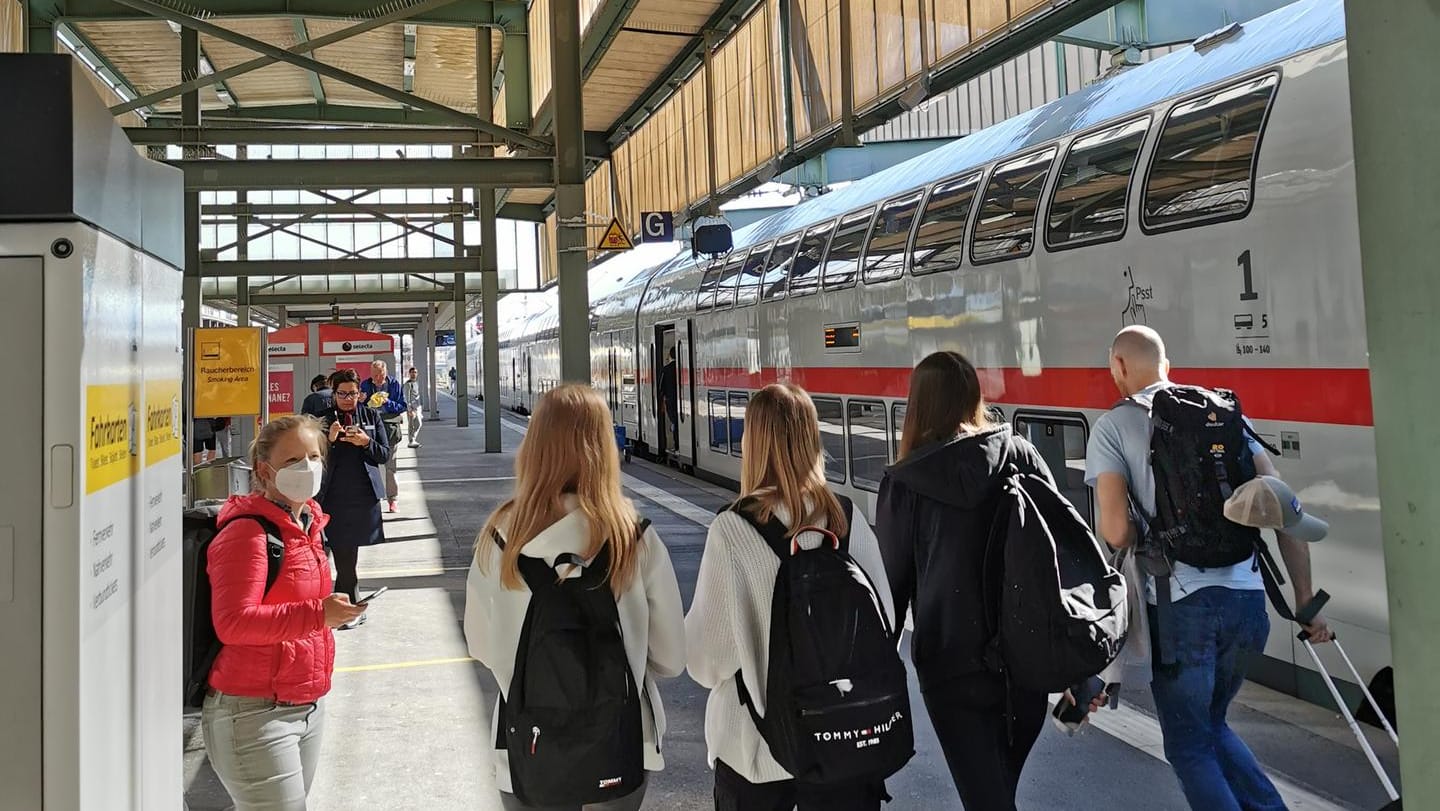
[[874, 351, 1057, 810], [316, 368, 389, 628], [301, 375, 333, 418]]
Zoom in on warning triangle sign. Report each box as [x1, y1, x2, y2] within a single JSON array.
[[597, 218, 634, 251]]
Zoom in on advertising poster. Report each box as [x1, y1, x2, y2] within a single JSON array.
[[268, 364, 295, 417]]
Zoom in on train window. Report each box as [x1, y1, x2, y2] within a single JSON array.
[[1046, 117, 1150, 250], [971, 148, 1057, 265], [735, 244, 772, 307], [696, 259, 725, 311], [821, 208, 875, 290], [1142, 72, 1279, 231], [712, 250, 749, 310], [891, 402, 907, 459], [728, 391, 748, 456], [862, 192, 924, 283], [1012, 412, 1093, 527], [847, 400, 889, 492], [813, 397, 847, 483], [708, 390, 727, 450], [761, 232, 801, 301], [910, 172, 981, 276], [788, 221, 834, 297]]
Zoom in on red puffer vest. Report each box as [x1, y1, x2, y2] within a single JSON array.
[[207, 493, 335, 704]]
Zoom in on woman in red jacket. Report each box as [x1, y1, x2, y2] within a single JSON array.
[[202, 415, 366, 811]]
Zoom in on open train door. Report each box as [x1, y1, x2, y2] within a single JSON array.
[[675, 319, 697, 467], [653, 321, 693, 466]]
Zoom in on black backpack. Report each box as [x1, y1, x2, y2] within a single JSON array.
[[494, 521, 650, 807], [984, 455, 1129, 694], [728, 495, 913, 786], [184, 511, 285, 709], [1129, 385, 1275, 570]]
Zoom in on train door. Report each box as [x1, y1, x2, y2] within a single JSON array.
[[674, 320, 697, 467], [607, 336, 620, 420], [653, 325, 679, 460], [524, 351, 534, 413]]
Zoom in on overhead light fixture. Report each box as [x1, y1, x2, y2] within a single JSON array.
[[403, 57, 417, 78], [198, 56, 214, 76], [403, 24, 417, 37], [167, 20, 181, 34]]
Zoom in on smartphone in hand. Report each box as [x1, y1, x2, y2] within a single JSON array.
[[1051, 676, 1107, 735], [355, 586, 388, 605]]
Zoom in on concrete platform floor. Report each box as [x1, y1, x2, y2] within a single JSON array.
[[184, 395, 1400, 810]]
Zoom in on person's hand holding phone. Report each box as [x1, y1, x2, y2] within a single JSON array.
[[343, 425, 370, 447], [327, 420, 343, 444], [322, 593, 365, 628]]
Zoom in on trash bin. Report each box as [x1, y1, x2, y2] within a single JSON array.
[[191, 457, 251, 502]]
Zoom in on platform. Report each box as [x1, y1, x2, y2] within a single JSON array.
[[182, 395, 1400, 810]]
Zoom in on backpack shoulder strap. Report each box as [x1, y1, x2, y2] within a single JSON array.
[[834, 494, 854, 553], [727, 496, 790, 558], [218, 515, 287, 596]]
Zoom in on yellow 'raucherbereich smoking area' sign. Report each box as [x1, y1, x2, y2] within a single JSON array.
[[192, 327, 264, 419]]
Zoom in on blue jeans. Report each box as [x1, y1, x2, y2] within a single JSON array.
[[1148, 587, 1285, 811]]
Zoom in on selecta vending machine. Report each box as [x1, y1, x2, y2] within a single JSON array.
[[0, 56, 185, 809]]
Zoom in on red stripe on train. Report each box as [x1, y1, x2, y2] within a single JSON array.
[[696, 366, 1374, 427]]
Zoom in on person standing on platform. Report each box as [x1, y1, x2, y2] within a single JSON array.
[[464, 384, 685, 811], [301, 375, 333, 418], [659, 348, 678, 451], [1085, 326, 1330, 811], [192, 415, 216, 465], [874, 352, 1055, 810], [687, 383, 896, 810], [449, 366, 458, 395], [403, 366, 424, 449], [361, 360, 406, 512], [202, 415, 364, 810], [212, 417, 233, 458], [318, 369, 389, 628]]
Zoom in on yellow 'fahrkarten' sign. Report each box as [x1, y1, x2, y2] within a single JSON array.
[[145, 379, 183, 466], [86, 383, 138, 494], [193, 327, 264, 419]]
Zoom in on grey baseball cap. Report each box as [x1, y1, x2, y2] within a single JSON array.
[[1224, 475, 1329, 542]]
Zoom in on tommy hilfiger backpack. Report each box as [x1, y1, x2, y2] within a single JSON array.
[[728, 495, 913, 786], [493, 521, 650, 806]]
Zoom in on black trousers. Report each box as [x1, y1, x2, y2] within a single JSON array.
[[712, 760, 888, 811], [921, 675, 1047, 811], [331, 545, 360, 603]]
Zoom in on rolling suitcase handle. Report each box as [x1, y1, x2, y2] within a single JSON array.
[[1295, 592, 1400, 803]]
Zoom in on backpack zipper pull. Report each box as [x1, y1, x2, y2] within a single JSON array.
[[530, 726, 540, 755]]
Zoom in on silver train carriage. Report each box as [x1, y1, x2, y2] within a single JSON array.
[[486, 0, 1386, 704]]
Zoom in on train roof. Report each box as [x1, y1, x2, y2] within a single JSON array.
[[682, 0, 1345, 263]]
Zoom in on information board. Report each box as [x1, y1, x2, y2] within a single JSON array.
[[193, 327, 263, 418]]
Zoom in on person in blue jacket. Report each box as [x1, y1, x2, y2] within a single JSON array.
[[318, 368, 390, 628], [361, 359, 407, 512]]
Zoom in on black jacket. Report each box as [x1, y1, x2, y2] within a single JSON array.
[[317, 404, 390, 503], [875, 425, 1055, 692], [301, 388, 333, 417]]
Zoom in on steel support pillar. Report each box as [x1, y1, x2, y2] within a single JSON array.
[[452, 179, 469, 428], [425, 307, 439, 420], [702, 32, 720, 213], [550, 0, 588, 384], [837, 0, 858, 147], [1347, 1, 1440, 800], [479, 191, 502, 453], [478, 26, 502, 452], [235, 282, 250, 326], [276, 305, 287, 327], [182, 26, 202, 498], [502, 29, 531, 131]]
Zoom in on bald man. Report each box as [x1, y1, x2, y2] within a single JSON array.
[[1084, 326, 1327, 810]]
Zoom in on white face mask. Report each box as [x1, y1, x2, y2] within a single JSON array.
[[272, 458, 324, 503]]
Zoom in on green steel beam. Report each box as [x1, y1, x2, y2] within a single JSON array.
[[500, 31, 530, 131], [202, 257, 475, 277], [27, 0, 62, 52], [127, 126, 499, 145], [146, 105, 466, 127], [497, 202, 546, 222], [169, 156, 554, 189], [110, 0, 459, 114], [290, 18, 326, 105], [249, 290, 454, 305], [59, 0, 527, 28], [52, 20, 153, 112], [109, 0, 552, 152], [205, 202, 462, 216]]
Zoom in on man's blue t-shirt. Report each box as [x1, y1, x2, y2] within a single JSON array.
[[1084, 381, 1264, 603]]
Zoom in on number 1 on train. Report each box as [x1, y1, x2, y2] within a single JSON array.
[[1238, 250, 1259, 301]]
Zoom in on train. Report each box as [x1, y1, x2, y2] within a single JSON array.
[[472, 0, 1388, 704]]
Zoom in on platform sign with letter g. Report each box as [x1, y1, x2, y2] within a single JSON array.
[[641, 211, 674, 243]]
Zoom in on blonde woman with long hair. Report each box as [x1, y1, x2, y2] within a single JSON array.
[[687, 383, 900, 811], [463, 384, 685, 811]]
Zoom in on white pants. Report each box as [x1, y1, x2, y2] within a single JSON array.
[[406, 407, 423, 444], [202, 691, 325, 811]]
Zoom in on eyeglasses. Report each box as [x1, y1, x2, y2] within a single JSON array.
[[335, 391, 360, 399]]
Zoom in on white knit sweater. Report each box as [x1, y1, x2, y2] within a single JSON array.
[[463, 496, 687, 793], [685, 495, 895, 784]]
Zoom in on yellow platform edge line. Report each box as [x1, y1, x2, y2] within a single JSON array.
[[335, 656, 476, 674]]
